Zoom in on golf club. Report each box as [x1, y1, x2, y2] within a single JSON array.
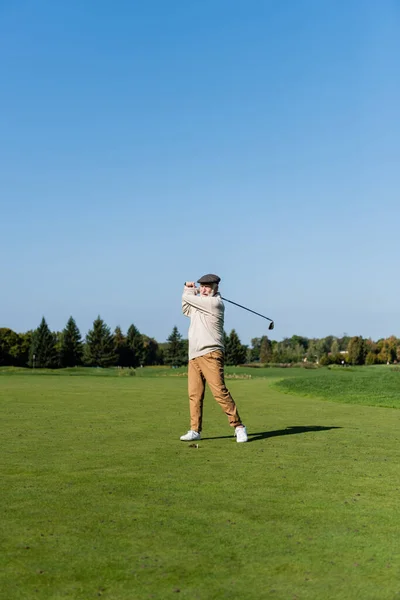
[[184, 283, 275, 330], [221, 297, 275, 330]]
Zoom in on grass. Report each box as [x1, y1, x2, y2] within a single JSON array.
[[1, 368, 400, 599], [0, 365, 308, 378], [275, 364, 400, 408]]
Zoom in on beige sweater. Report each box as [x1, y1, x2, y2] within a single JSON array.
[[182, 287, 225, 360]]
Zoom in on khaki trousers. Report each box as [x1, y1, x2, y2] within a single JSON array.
[[188, 350, 242, 433]]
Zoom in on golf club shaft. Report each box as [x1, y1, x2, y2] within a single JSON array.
[[221, 297, 273, 323]]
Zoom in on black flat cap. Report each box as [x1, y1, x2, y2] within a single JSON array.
[[197, 273, 221, 284]]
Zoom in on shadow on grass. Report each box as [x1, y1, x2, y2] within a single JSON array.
[[202, 425, 342, 443]]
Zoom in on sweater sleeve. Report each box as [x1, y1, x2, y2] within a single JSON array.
[[182, 289, 223, 317], [181, 286, 194, 317]]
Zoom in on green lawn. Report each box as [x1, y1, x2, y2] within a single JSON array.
[[275, 364, 400, 408], [1, 368, 400, 599]]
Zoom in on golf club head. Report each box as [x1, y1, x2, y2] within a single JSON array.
[[268, 321, 274, 330]]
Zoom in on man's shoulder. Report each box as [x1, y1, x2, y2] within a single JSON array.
[[210, 295, 224, 313], [210, 293, 223, 304]]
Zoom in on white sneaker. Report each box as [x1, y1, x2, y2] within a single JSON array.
[[180, 430, 201, 441], [235, 426, 248, 443]]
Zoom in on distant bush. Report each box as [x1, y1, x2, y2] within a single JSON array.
[[118, 368, 136, 376], [258, 362, 320, 369], [319, 353, 346, 366], [365, 352, 379, 365]]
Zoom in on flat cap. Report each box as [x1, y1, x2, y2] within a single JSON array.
[[197, 273, 221, 284]]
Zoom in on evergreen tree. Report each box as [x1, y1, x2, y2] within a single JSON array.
[[225, 329, 247, 366], [127, 324, 145, 367], [84, 316, 117, 367], [114, 326, 130, 367], [29, 317, 58, 368], [182, 338, 189, 360], [60, 317, 83, 367], [142, 335, 163, 365], [222, 330, 229, 351], [164, 326, 186, 367]]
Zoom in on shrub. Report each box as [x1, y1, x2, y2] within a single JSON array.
[[118, 368, 136, 376], [365, 352, 379, 365]]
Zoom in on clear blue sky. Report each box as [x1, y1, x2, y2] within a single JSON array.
[[1, 0, 399, 345]]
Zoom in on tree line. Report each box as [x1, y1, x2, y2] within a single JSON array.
[[247, 333, 400, 366], [1, 317, 399, 368], [0, 317, 163, 368]]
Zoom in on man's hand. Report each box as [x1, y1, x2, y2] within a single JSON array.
[[185, 281, 196, 288]]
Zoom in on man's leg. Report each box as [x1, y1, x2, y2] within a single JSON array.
[[197, 351, 242, 428], [188, 358, 206, 432]]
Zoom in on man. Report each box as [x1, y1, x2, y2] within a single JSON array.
[[180, 274, 248, 443]]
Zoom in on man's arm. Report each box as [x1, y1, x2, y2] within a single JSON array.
[[182, 283, 222, 317], [182, 283, 196, 317]]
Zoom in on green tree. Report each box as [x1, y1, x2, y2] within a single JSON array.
[[164, 326, 186, 367], [270, 338, 300, 364], [290, 335, 309, 352], [60, 317, 83, 367], [364, 338, 379, 364], [306, 340, 318, 363], [84, 316, 117, 367], [259, 336, 272, 363], [113, 326, 130, 367], [225, 329, 247, 366], [29, 318, 58, 368], [322, 336, 334, 353], [142, 335, 163, 365], [347, 336, 367, 365], [15, 331, 33, 366], [292, 343, 305, 363], [222, 330, 229, 351], [330, 339, 339, 355], [0, 328, 19, 365], [384, 336, 398, 363], [127, 324, 145, 367], [53, 332, 63, 366], [338, 335, 351, 352], [365, 351, 378, 365], [250, 337, 261, 362], [315, 339, 328, 361]]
